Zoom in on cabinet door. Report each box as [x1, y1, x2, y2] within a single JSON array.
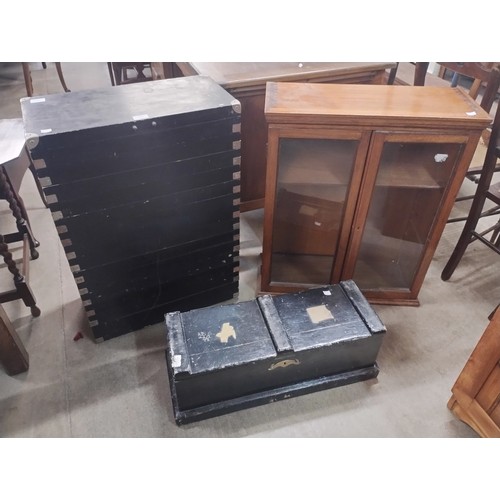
[[261, 127, 370, 292], [344, 131, 472, 303]]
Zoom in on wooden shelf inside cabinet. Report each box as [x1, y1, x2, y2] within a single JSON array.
[[376, 166, 445, 189], [278, 138, 356, 186], [261, 82, 491, 305]]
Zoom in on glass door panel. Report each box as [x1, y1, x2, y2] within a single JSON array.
[[352, 141, 464, 290], [270, 137, 358, 285]]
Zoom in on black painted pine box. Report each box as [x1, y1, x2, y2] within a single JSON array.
[[21, 76, 241, 341], [165, 280, 386, 425]]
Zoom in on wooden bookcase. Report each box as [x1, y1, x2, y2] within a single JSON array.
[[261, 82, 491, 305], [448, 306, 500, 437]]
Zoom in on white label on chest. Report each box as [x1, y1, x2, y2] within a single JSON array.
[[306, 305, 334, 324], [172, 355, 182, 368]]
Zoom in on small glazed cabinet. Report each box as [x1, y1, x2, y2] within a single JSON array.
[[261, 82, 491, 305]]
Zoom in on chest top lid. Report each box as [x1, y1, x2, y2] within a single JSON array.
[[21, 75, 240, 138], [166, 300, 276, 376], [264, 82, 491, 130], [261, 281, 385, 352]]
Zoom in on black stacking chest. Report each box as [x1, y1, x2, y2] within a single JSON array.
[[21, 76, 241, 341]]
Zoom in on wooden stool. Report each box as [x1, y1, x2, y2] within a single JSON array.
[[0, 304, 29, 375]]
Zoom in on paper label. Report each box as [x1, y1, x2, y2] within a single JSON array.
[[307, 305, 334, 324]]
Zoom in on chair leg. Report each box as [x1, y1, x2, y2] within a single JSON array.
[[55, 63, 70, 93], [21, 63, 33, 97], [0, 234, 40, 317], [387, 63, 399, 85], [0, 167, 39, 260], [441, 225, 477, 281], [414, 62, 430, 86]]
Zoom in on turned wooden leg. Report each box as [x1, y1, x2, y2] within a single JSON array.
[[0, 167, 39, 259], [0, 234, 40, 317]]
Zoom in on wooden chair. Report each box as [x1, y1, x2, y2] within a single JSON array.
[[0, 119, 44, 260], [414, 63, 500, 224], [414, 63, 500, 113], [0, 129, 41, 317], [0, 229, 40, 318], [441, 95, 500, 281], [107, 63, 152, 86], [22, 62, 70, 97]]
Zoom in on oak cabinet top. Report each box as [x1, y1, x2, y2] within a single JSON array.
[[264, 82, 492, 129]]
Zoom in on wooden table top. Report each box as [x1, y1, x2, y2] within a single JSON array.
[[177, 62, 396, 91]]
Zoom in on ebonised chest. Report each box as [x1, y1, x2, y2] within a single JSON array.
[[165, 280, 386, 425], [21, 76, 241, 341]]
